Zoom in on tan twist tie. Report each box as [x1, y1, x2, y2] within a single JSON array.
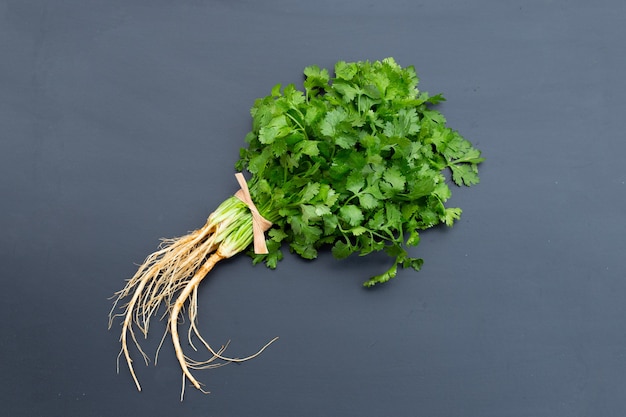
[[233, 173, 272, 254]]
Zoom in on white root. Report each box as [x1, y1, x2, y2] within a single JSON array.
[[109, 204, 277, 398], [168, 250, 278, 396]]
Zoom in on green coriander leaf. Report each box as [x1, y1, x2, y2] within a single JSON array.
[[251, 239, 283, 268], [320, 108, 348, 137], [303, 65, 330, 97], [383, 108, 420, 137], [384, 243, 407, 260], [335, 134, 358, 149], [418, 206, 439, 228], [443, 207, 463, 226], [422, 109, 446, 125], [283, 83, 306, 106], [383, 166, 406, 191], [433, 182, 452, 201], [301, 182, 321, 202], [264, 251, 283, 269], [385, 202, 402, 229], [332, 81, 360, 102], [295, 140, 320, 157], [363, 182, 384, 200], [340, 205, 364, 227], [258, 115, 290, 144], [404, 177, 436, 199], [291, 242, 317, 259], [367, 209, 386, 230], [358, 193, 379, 209], [406, 257, 424, 271], [407, 229, 420, 246], [318, 184, 339, 207], [323, 215, 339, 235], [268, 228, 288, 242], [363, 263, 398, 287], [290, 218, 322, 243], [332, 240, 353, 259], [247, 148, 273, 175], [271, 83, 282, 97], [314, 204, 331, 217], [304, 102, 324, 125], [450, 163, 481, 186], [426, 93, 446, 104], [301, 204, 319, 223], [350, 226, 367, 236], [270, 137, 288, 157], [346, 172, 365, 194], [335, 61, 358, 80]]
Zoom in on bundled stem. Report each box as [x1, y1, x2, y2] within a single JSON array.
[[108, 196, 277, 398]]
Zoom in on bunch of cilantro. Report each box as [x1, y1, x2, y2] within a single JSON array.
[[236, 57, 483, 286], [111, 57, 484, 396]]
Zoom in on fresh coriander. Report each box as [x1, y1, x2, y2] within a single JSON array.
[[237, 57, 483, 286], [110, 58, 483, 398]]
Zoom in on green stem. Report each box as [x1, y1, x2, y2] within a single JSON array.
[[210, 197, 254, 258]]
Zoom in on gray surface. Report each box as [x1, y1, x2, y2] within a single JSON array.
[[1, 0, 625, 415]]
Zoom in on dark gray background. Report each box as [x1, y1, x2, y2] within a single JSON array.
[[1, 0, 625, 416]]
